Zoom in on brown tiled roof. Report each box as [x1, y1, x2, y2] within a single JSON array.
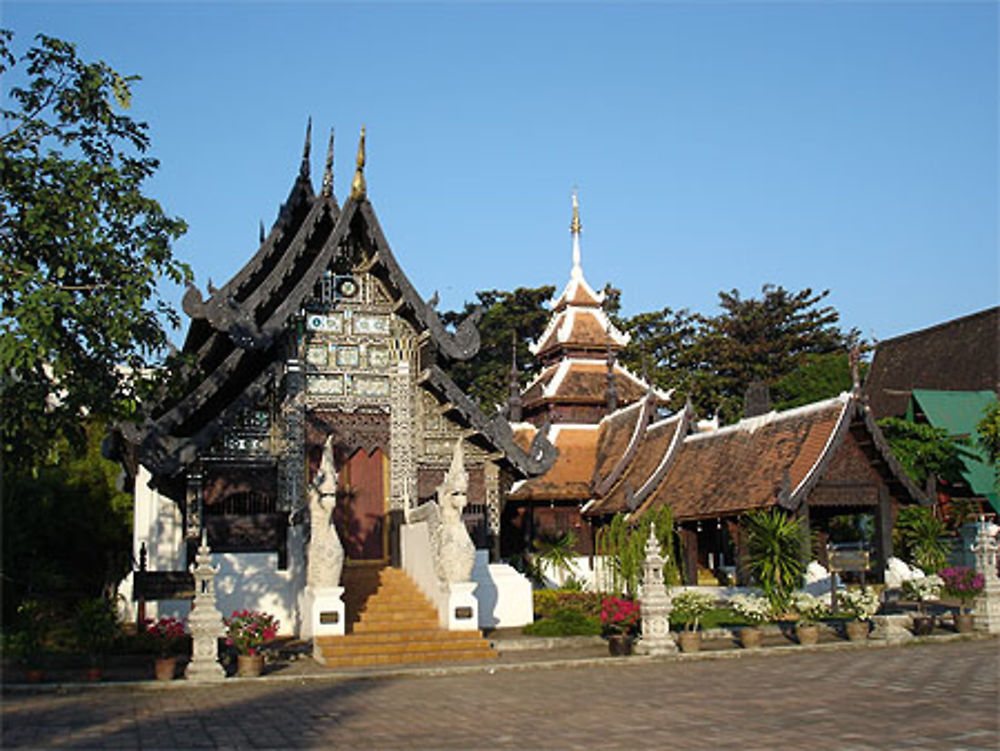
[[551, 276, 603, 312], [522, 360, 656, 408], [864, 307, 999, 419], [533, 308, 626, 358], [632, 397, 850, 520], [507, 425, 600, 502], [587, 407, 689, 516], [591, 400, 646, 491]]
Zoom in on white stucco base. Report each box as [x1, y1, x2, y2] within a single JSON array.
[[471, 550, 533, 628], [302, 585, 345, 640]]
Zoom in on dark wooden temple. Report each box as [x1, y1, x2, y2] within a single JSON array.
[[115, 123, 555, 578]]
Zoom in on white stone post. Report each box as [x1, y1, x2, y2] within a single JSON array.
[[971, 516, 1000, 634], [185, 533, 226, 681], [637, 528, 677, 655]]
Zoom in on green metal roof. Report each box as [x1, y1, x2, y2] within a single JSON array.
[[910, 389, 998, 512]]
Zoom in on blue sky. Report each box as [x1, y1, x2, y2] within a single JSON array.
[[4, 1, 997, 346]]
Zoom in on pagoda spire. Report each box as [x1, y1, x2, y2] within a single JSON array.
[[508, 331, 523, 422], [570, 188, 583, 281], [350, 125, 367, 200], [300, 117, 312, 180], [321, 127, 335, 198]]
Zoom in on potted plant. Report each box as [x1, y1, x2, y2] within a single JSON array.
[[671, 590, 714, 653], [729, 593, 771, 649], [744, 509, 806, 615], [144, 616, 187, 681], [791, 592, 828, 646], [12, 599, 47, 683], [837, 588, 880, 641], [600, 596, 640, 656], [938, 566, 985, 633], [224, 609, 278, 677], [901, 575, 942, 635], [74, 597, 120, 681]]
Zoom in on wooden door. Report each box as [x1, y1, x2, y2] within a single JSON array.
[[334, 447, 387, 561]]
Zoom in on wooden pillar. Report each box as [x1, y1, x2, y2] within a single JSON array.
[[678, 526, 699, 586], [874, 486, 893, 583]]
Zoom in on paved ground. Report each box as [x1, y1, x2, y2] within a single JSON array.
[[2, 638, 997, 750]]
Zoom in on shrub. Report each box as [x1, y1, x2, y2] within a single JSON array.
[[744, 509, 806, 614], [522, 609, 602, 637], [533, 590, 602, 620], [792, 592, 829, 626], [73, 597, 119, 665], [939, 566, 985, 614], [595, 505, 679, 597], [837, 588, 880, 621], [672, 590, 715, 631], [728, 593, 772, 625], [894, 507, 949, 574], [224, 610, 278, 656]]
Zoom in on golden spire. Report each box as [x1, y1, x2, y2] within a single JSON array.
[[570, 188, 582, 234], [350, 125, 367, 200]]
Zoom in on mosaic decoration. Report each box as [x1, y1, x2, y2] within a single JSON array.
[[336, 346, 361, 367], [306, 344, 329, 366], [307, 374, 345, 395], [368, 347, 391, 368], [305, 313, 344, 333], [353, 314, 390, 336], [351, 376, 390, 397]]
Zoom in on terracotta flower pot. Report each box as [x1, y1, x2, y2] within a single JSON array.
[[86, 667, 102, 682], [739, 626, 763, 649], [845, 620, 869, 641], [677, 631, 701, 653], [154, 657, 177, 681], [607, 634, 634, 657], [954, 613, 974, 634], [796, 624, 820, 646], [911, 615, 934, 636], [237, 653, 264, 677]]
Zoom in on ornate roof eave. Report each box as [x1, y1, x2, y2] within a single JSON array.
[[354, 200, 482, 361], [137, 360, 285, 479], [418, 365, 557, 478], [182, 195, 339, 353]]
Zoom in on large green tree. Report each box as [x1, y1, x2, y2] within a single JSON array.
[[618, 285, 856, 423], [1, 31, 190, 470]]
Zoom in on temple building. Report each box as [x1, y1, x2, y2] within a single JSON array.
[[118, 124, 553, 651], [503, 193, 669, 556], [502, 198, 927, 585]]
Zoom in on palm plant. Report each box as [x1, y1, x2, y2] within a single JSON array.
[[894, 507, 949, 574], [743, 509, 806, 614], [534, 531, 578, 587]]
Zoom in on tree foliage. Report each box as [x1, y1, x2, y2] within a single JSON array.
[[442, 286, 554, 411], [977, 401, 1000, 492], [0, 30, 190, 469], [877, 417, 970, 487], [894, 506, 949, 574], [617, 285, 857, 423]]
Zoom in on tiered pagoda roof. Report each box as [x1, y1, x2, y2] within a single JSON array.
[[122, 123, 554, 483]]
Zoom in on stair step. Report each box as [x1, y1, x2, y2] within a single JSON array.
[[317, 649, 498, 668], [317, 629, 484, 646], [319, 638, 492, 657]]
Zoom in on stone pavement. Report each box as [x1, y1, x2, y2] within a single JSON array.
[[2, 638, 997, 750]]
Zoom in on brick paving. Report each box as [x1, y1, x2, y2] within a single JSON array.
[[2, 639, 997, 750]]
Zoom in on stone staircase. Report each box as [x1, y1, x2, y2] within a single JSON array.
[[314, 567, 496, 668]]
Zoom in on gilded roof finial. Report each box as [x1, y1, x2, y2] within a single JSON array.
[[570, 188, 582, 234], [351, 125, 367, 200], [300, 117, 312, 180], [321, 127, 335, 198]]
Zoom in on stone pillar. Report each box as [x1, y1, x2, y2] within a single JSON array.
[[484, 461, 501, 561], [185, 533, 225, 682], [389, 341, 415, 514], [637, 528, 677, 655], [971, 516, 1000, 634]]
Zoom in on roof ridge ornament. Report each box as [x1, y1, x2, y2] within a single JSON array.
[[351, 125, 366, 200], [570, 188, 583, 281], [321, 127, 335, 198], [300, 117, 312, 180]]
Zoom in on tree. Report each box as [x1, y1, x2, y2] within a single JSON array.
[[1, 31, 190, 470], [442, 286, 554, 411], [617, 285, 857, 423], [877, 417, 970, 488], [977, 401, 1000, 493]]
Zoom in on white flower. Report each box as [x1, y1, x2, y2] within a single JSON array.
[[729, 593, 772, 624], [838, 588, 880, 620]]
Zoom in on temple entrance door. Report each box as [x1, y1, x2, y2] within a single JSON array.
[[334, 447, 388, 562]]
